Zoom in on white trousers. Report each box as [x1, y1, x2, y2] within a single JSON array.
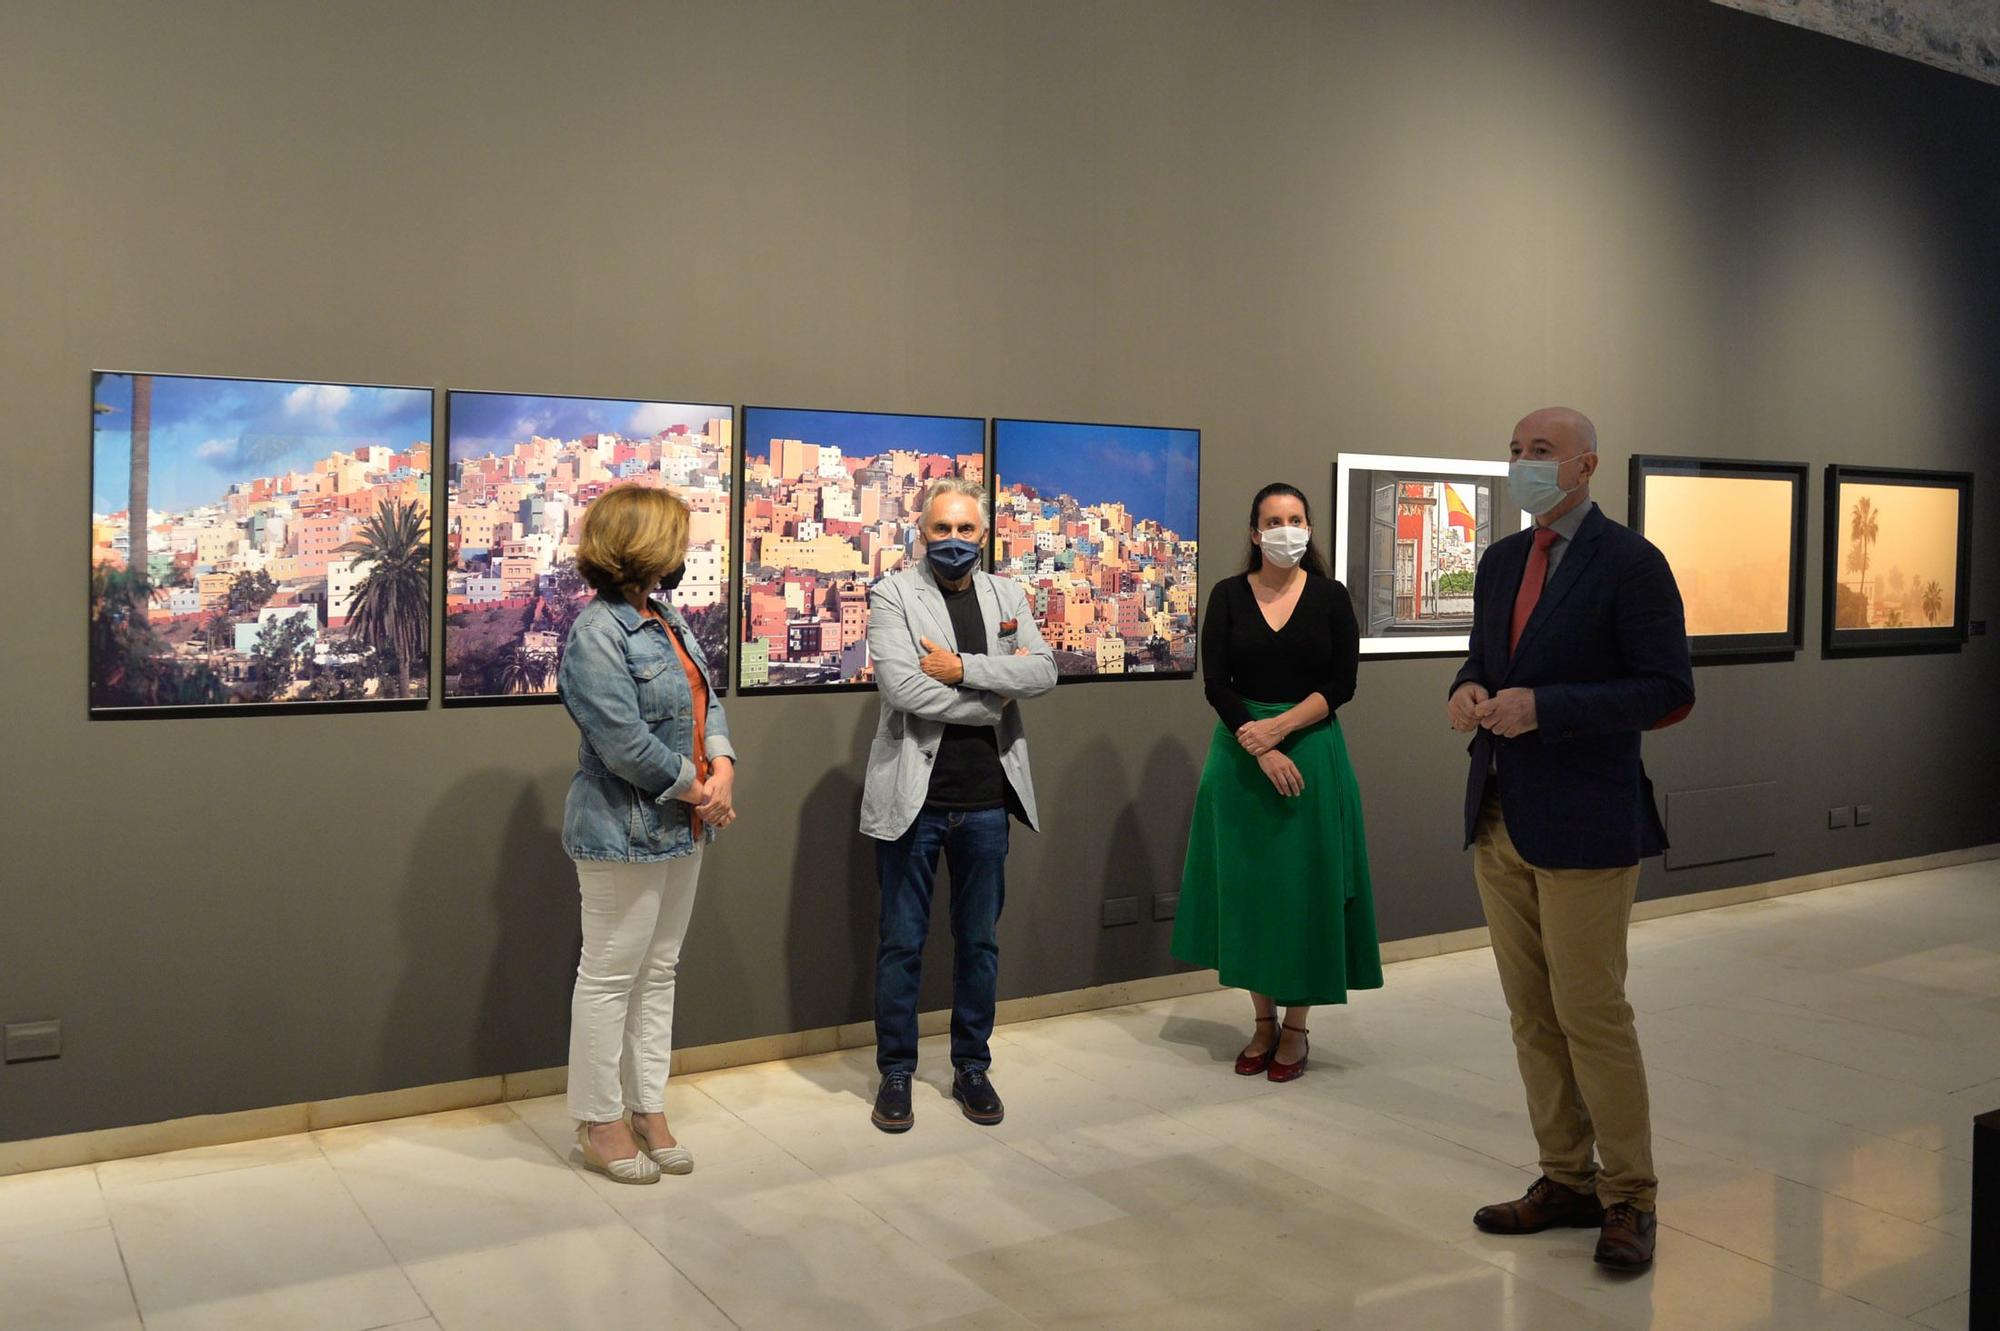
[[566, 848, 702, 1123]]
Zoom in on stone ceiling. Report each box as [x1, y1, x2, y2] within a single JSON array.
[[1712, 0, 2000, 85]]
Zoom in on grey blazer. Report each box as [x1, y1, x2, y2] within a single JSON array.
[[858, 562, 1058, 841]]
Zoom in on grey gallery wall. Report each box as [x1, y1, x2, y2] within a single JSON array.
[[3, 0, 1998, 1143]]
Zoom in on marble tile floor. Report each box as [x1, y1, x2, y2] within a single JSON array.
[[2, 861, 1993, 1330]]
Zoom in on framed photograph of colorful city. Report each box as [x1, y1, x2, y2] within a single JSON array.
[[441, 391, 734, 704], [990, 418, 1199, 681], [1822, 464, 1973, 657], [1629, 456, 1808, 660], [89, 371, 435, 717], [736, 406, 987, 691], [1333, 454, 1530, 656]]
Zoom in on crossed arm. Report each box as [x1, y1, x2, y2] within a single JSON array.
[[959, 587, 1057, 699], [868, 584, 1008, 725]]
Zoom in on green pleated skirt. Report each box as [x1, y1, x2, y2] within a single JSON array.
[[1173, 699, 1383, 1006]]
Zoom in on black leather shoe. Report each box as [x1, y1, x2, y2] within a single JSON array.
[[871, 1071, 914, 1133], [951, 1068, 1005, 1125]]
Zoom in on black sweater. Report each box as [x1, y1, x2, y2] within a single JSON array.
[[1201, 572, 1361, 732], [925, 580, 1007, 810]]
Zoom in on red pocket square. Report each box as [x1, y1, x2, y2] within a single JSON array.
[[999, 619, 1019, 634]]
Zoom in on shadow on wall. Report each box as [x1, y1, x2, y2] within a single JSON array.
[[1033, 728, 1200, 993], [780, 705, 881, 1035], [382, 768, 576, 1092]]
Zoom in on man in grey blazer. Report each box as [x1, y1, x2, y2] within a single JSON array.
[[862, 476, 1057, 1133]]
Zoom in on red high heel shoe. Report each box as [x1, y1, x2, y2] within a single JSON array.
[[1268, 1024, 1309, 1083], [1234, 1015, 1279, 1076]]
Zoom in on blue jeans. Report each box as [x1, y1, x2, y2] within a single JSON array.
[[874, 806, 1010, 1076]]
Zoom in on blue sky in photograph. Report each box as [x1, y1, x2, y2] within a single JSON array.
[[744, 407, 984, 467], [92, 373, 433, 515], [994, 420, 1199, 537], [447, 392, 730, 464]]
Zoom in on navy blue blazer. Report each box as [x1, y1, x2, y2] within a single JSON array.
[[1451, 504, 1694, 870]]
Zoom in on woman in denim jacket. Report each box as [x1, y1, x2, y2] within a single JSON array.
[[558, 485, 737, 1184]]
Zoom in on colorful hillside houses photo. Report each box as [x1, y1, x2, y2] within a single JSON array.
[[991, 419, 1200, 679], [738, 407, 985, 690], [442, 393, 733, 701], [89, 372, 435, 713]]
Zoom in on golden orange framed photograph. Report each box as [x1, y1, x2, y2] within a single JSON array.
[[1822, 465, 1973, 656], [1629, 456, 1807, 659]]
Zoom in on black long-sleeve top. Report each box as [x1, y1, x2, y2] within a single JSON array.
[[1201, 572, 1361, 732]]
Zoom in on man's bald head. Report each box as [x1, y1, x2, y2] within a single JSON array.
[[1511, 407, 1598, 460]]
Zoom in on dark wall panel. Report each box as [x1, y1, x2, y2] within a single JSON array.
[[2, 0, 1997, 1143]]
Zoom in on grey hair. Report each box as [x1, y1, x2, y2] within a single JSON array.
[[919, 475, 989, 526]]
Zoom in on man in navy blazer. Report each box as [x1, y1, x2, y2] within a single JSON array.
[[1446, 407, 1693, 1273]]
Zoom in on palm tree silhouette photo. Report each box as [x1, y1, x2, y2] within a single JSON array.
[[340, 497, 431, 698], [1849, 496, 1879, 607]]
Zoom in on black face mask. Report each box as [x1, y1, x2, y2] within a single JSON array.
[[659, 565, 686, 594]]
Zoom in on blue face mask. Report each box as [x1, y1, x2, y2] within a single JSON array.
[[925, 537, 981, 581], [1508, 457, 1584, 517]]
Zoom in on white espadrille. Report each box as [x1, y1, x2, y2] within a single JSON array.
[[576, 1124, 661, 1184], [632, 1118, 694, 1175]]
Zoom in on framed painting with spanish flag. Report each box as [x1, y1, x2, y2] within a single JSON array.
[[1333, 453, 1531, 657]]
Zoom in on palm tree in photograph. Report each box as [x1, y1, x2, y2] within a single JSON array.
[[1921, 579, 1944, 626], [539, 563, 589, 643], [340, 497, 431, 698], [128, 374, 153, 619], [1848, 496, 1879, 604], [493, 644, 555, 695]]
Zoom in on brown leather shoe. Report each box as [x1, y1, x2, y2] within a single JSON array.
[[1473, 1177, 1605, 1234], [1594, 1203, 1657, 1271]]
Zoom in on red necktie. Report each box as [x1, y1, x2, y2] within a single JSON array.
[[1509, 527, 1560, 657]]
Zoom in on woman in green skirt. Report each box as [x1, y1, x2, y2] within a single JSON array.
[[1173, 481, 1382, 1081]]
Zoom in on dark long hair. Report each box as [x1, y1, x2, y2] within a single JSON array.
[[1243, 482, 1329, 577]]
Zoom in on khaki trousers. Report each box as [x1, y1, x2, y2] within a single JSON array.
[[1473, 796, 1656, 1209]]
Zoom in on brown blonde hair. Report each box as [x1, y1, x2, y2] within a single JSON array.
[[575, 485, 690, 595]]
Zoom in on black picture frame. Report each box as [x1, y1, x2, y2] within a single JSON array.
[[1821, 464, 1974, 657], [87, 369, 437, 720], [1628, 455, 1809, 661], [990, 417, 1201, 685], [734, 404, 990, 694], [438, 388, 736, 707]]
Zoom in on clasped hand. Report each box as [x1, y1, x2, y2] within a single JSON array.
[[1234, 716, 1289, 757], [1236, 717, 1302, 796], [676, 757, 737, 828], [1447, 683, 1537, 738], [1256, 749, 1304, 797]]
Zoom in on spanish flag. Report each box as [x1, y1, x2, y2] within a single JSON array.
[[1445, 485, 1475, 534]]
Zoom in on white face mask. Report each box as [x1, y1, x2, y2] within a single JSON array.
[[1507, 457, 1585, 517], [1259, 525, 1312, 568]]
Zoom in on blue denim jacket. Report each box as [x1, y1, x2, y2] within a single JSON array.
[[558, 594, 736, 862]]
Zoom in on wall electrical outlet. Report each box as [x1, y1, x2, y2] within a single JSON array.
[[1855, 804, 1874, 826], [1101, 896, 1140, 927], [4, 1020, 62, 1063], [1153, 893, 1179, 921], [1828, 806, 1851, 830]]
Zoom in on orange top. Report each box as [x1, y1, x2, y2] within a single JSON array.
[[646, 603, 710, 837]]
